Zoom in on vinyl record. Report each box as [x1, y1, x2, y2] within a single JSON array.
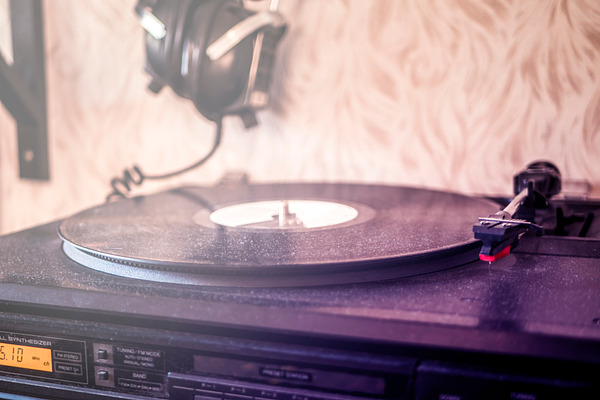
[[59, 183, 498, 286]]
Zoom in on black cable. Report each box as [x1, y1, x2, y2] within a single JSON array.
[[106, 116, 223, 201]]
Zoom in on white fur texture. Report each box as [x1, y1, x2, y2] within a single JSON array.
[[1, 0, 599, 233]]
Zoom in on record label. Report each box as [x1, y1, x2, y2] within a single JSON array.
[[199, 200, 367, 230]]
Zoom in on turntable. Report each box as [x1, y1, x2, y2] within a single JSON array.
[[2, 0, 599, 397], [0, 162, 599, 400]]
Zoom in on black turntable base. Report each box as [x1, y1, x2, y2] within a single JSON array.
[[0, 182, 599, 400]]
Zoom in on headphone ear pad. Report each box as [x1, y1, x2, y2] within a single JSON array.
[[165, 0, 196, 96], [183, 0, 255, 120], [144, 0, 193, 95]]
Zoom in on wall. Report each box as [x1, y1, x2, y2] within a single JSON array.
[[1, 0, 599, 234]]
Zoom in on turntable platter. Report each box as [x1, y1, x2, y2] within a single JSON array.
[[59, 183, 498, 286]]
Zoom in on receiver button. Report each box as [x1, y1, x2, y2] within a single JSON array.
[[93, 343, 114, 364], [195, 396, 222, 400], [97, 349, 109, 360], [95, 366, 115, 388]]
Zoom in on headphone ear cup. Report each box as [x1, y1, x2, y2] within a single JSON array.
[[140, 0, 284, 123], [183, 0, 255, 120]]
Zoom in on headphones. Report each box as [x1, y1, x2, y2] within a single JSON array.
[[135, 0, 286, 127]]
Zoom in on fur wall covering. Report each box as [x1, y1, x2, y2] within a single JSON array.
[[1, 0, 599, 233]]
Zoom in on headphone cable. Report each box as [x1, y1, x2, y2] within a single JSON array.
[[106, 116, 223, 201]]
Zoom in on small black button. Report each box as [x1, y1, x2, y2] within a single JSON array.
[[97, 349, 109, 360], [97, 370, 109, 381], [194, 395, 221, 400]]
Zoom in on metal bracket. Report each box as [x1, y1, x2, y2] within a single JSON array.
[[0, 0, 49, 180]]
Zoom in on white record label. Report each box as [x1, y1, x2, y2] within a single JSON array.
[[208, 200, 359, 229]]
